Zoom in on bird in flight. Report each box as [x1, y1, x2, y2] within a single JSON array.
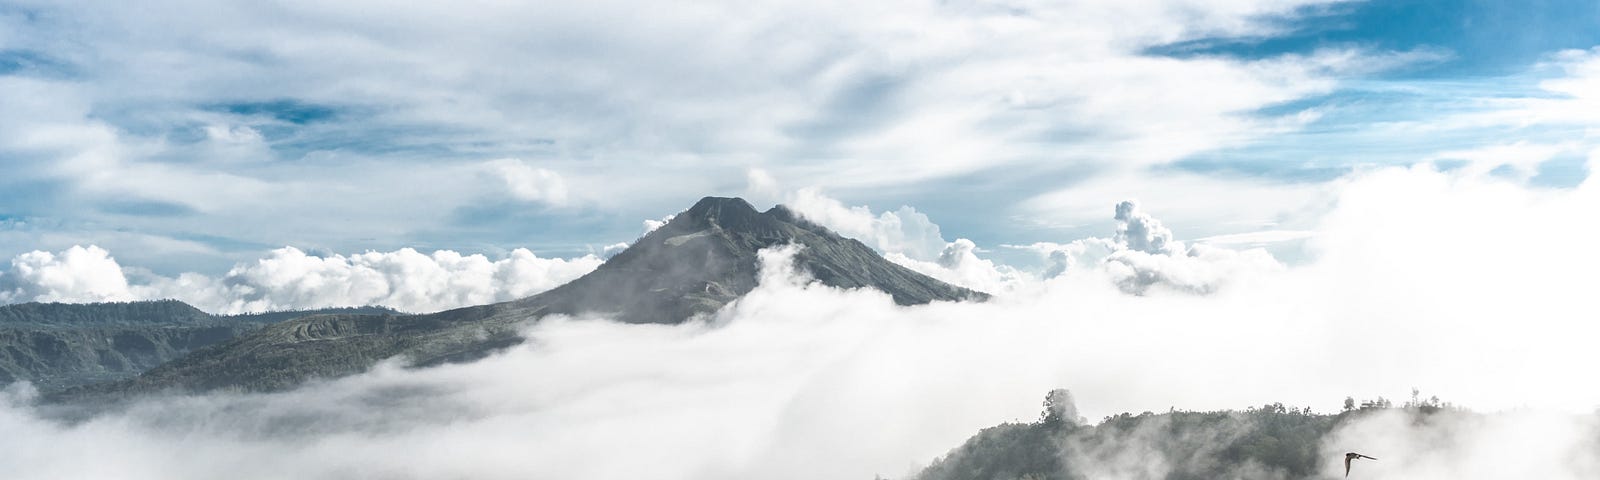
[[1344, 452, 1377, 477]]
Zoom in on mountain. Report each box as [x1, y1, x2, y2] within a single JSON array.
[[0, 300, 397, 391], [516, 196, 985, 323], [55, 197, 985, 399]]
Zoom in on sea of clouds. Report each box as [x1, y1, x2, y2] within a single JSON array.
[[0, 163, 1597, 479]]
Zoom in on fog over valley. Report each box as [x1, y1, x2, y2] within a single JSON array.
[[4, 166, 1599, 479]]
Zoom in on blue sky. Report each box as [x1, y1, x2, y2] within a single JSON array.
[[1154, 0, 1600, 75], [1, 0, 1597, 279]]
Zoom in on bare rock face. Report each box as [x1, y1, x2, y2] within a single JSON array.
[[520, 196, 985, 324], [55, 197, 986, 400]]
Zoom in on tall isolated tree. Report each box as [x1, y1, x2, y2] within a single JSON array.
[[1041, 389, 1084, 426]]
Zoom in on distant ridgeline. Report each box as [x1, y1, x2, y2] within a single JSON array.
[[49, 196, 986, 402], [0, 300, 396, 391]]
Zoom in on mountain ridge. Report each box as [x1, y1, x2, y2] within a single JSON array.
[[0, 300, 397, 391], [51, 196, 985, 400]]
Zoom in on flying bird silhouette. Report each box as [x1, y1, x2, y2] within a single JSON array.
[[1344, 452, 1377, 477]]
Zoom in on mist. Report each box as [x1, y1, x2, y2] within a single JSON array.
[[1321, 409, 1600, 479], [2, 164, 1597, 479]]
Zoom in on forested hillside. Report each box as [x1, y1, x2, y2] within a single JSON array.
[[916, 391, 1459, 480], [0, 300, 395, 391]]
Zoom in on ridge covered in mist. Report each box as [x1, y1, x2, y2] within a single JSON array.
[[914, 391, 1473, 480]]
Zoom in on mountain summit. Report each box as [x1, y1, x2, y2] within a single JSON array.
[[57, 197, 984, 398]]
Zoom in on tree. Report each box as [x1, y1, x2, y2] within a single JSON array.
[[1041, 389, 1083, 426], [1343, 396, 1356, 412]]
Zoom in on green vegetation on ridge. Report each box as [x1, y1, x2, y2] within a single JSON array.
[[915, 390, 1463, 480], [0, 300, 395, 392]]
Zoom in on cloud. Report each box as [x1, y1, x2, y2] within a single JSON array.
[[744, 168, 780, 201], [202, 124, 265, 144], [1114, 200, 1181, 255], [0, 246, 602, 314], [0, 0, 1430, 269], [0, 245, 135, 304], [1194, 230, 1315, 247], [1340, 47, 1600, 182], [783, 188, 951, 262], [1475, 47, 1600, 129], [1007, 239, 1121, 279], [642, 214, 676, 236], [0, 166, 1598, 479], [1101, 243, 1284, 295], [1057, 410, 1265, 479], [1320, 409, 1600, 479], [1008, 200, 1284, 295], [777, 187, 1283, 295], [484, 159, 569, 206], [180, 246, 603, 313], [886, 239, 1029, 294], [1032, 404, 1600, 480], [1021, 169, 1333, 242], [778, 187, 1031, 292], [1428, 141, 1579, 180], [598, 242, 630, 259]]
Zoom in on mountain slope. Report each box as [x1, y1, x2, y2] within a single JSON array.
[[0, 300, 396, 391], [511, 196, 984, 323], [58, 197, 985, 399]]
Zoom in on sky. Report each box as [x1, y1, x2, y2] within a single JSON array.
[[1, 0, 1596, 286], [4, 2, 1600, 478]]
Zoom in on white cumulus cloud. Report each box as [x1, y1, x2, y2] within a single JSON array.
[[485, 159, 570, 206], [779, 187, 1029, 292], [0, 245, 135, 304], [783, 188, 951, 261], [775, 187, 1281, 295], [887, 239, 1029, 294], [0, 246, 602, 314], [1114, 200, 1181, 255], [642, 214, 676, 236], [1013, 200, 1284, 295]]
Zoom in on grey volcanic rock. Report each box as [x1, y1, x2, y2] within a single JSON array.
[[56, 197, 985, 399], [0, 300, 396, 391]]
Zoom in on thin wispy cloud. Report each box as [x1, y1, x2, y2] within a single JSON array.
[[0, 0, 1465, 272]]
